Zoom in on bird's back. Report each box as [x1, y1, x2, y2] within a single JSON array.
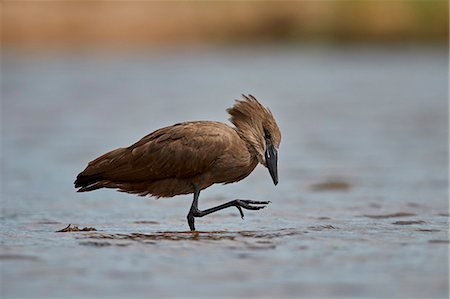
[[75, 121, 257, 197]]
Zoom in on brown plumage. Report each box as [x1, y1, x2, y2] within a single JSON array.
[[75, 94, 281, 230]]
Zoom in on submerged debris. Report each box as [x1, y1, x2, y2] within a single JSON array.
[[78, 231, 235, 242], [428, 239, 449, 244], [78, 241, 112, 247], [392, 220, 425, 225], [437, 212, 450, 217], [307, 224, 337, 231], [56, 224, 97, 232], [363, 212, 416, 219], [0, 254, 39, 261], [133, 220, 160, 225], [310, 180, 351, 191]]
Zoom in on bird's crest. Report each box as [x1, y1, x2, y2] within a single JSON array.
[[227, 94, 281, 164]]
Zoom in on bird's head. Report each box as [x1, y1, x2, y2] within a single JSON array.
[[227, 94, 281, 185]]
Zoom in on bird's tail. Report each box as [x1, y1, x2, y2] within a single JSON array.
[[74, 147, 127, 192], [74, 173, 104, 192]]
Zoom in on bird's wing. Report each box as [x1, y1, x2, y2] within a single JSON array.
[[81, 122, 233, 182]]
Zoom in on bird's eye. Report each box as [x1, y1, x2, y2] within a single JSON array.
[[264, 129, 271, 140]]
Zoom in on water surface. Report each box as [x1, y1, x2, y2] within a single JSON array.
[[1, 45, 448, 298]]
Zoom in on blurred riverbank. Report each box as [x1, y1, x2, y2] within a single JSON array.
[[3, 1, 448, 49]]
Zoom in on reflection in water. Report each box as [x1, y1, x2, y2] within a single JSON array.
[[76, 228, 302, 244]]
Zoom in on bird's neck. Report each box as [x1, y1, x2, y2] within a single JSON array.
[[234, 126, 265, 165]]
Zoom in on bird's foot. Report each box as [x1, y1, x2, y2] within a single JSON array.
[[233, 200, 271, 219], [186, 199, 271, 231], [187, 213, 196, 231]]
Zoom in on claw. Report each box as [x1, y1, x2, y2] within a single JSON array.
[[235, 205, 245, 219]]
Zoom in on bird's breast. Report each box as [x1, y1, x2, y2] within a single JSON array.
[[208, 143, 259, 185]]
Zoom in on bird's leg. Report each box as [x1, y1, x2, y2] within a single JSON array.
[[187, 185, 201, 231], [186, 185, 270, 231]]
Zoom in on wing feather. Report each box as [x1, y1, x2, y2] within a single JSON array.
[[78, 122, 234, 185]]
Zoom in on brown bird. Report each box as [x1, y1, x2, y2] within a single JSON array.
[[74, 95, 281, 231]]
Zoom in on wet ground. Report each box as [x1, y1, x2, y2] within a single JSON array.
[[1, 45, 448, 298]]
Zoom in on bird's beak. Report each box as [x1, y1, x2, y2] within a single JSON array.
[[265, 144, 278, 185]]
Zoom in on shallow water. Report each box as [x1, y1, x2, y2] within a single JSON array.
[[1, 45, 448, 298]]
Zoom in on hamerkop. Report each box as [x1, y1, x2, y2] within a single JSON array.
[[75, 95, 281, 231]]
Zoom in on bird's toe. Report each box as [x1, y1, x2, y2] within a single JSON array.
[[239, 199, 271, 205], [236, 199, 269, 210]]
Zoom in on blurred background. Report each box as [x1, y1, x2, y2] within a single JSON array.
[[3, 1, 448, 47], [2, 1, 448, 299]]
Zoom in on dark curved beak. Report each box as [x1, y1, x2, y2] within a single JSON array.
[[265, 144, 278, 185]]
